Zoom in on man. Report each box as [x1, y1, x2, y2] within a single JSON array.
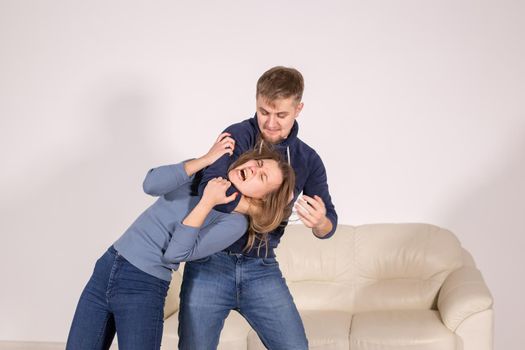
[[178, 66, 338, 349]]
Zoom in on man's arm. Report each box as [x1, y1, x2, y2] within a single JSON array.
[[197, 124, 255, 213], [295, 153, 338, 238], [295, 194, 333, 237]]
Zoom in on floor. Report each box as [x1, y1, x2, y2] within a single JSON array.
[[0, 342, 118, 349], [0, 343, 65, 350]]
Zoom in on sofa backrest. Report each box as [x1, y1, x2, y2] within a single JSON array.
[[274, 223, 464, 313]]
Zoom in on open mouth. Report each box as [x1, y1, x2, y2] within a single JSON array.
[[240, 169, 247, 181]]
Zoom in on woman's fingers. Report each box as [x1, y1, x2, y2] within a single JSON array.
[[212, 177, 230, 186], [216, 132, 231, 143], [222, 141, 235, 152], [218, 137, 235, 155], [221, 139, 235, 149], [207, 137, 235, 160], [220, 136, 235, 145]]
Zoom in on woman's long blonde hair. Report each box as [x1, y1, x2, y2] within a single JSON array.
[[228, 140, 295, 256]]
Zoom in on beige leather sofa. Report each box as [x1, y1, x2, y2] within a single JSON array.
[[161, 224, 494, 349]]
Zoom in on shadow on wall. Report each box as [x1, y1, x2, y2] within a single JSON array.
[[443, 127, 525, 349], [0, 81, 162, 288]]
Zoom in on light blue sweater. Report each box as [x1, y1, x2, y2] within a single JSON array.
[[113, 162, 248, 281]]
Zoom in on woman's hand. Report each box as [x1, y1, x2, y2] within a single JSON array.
[[201, 177, 238, 207], [183, 132, 235, 177], [183, 177, 238, 228], [202, 132, 235, 165]]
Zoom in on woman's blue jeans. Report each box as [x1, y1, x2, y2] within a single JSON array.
[[66, 246, 170, 350], [178, 251, 308, 350]]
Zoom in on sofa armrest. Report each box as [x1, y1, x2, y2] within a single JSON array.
[[437, 266, 493, 331]]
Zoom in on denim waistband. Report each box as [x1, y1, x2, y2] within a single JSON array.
[[222, 248, 276, 259]]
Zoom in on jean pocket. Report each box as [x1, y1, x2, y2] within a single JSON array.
[[260, 257, 279, 267]]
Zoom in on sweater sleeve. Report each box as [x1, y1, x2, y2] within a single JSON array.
[[303, 152, 338, 239], [161, 213, 248, 263], [197, 124, 253, 213], [142, 161, 193, 197]]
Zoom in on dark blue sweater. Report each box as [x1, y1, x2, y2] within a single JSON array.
[[198, 114, 338, 257]]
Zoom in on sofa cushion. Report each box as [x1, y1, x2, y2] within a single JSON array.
[[353, 224, 463, 312], [276, 224, 464, 313], [247, 310, 352, 350], [275, 224, 356, 311], [349, 310, 458, 350]]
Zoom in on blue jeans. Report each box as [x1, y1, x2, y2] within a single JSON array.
[[66, 246, 170, 350], [178, 251, 308, 350]]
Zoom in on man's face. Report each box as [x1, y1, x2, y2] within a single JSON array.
[[256, 95, 303, 144]]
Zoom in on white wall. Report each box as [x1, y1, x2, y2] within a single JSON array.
[[1, 0, 523, 348]]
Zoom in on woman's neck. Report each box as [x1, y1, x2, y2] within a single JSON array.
[[233, 196, 251, 215]]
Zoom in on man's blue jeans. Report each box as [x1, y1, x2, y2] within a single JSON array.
[[66, 246, 170, 350], [178, 251, 308, 350]]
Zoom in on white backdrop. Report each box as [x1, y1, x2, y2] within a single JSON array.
[[1, 1, 523, 348]]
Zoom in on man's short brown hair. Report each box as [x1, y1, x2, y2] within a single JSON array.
[[256, 66, 304, 103]]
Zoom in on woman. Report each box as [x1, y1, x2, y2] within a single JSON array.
[[66, 133, 295, 350]]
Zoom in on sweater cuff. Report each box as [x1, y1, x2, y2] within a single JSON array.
[[177, 159, 196, 181], [315, 214, 337, 239], [169, 221, 200, 248]]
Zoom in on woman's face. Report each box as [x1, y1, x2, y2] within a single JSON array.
[[228, 159, 283, 199]]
